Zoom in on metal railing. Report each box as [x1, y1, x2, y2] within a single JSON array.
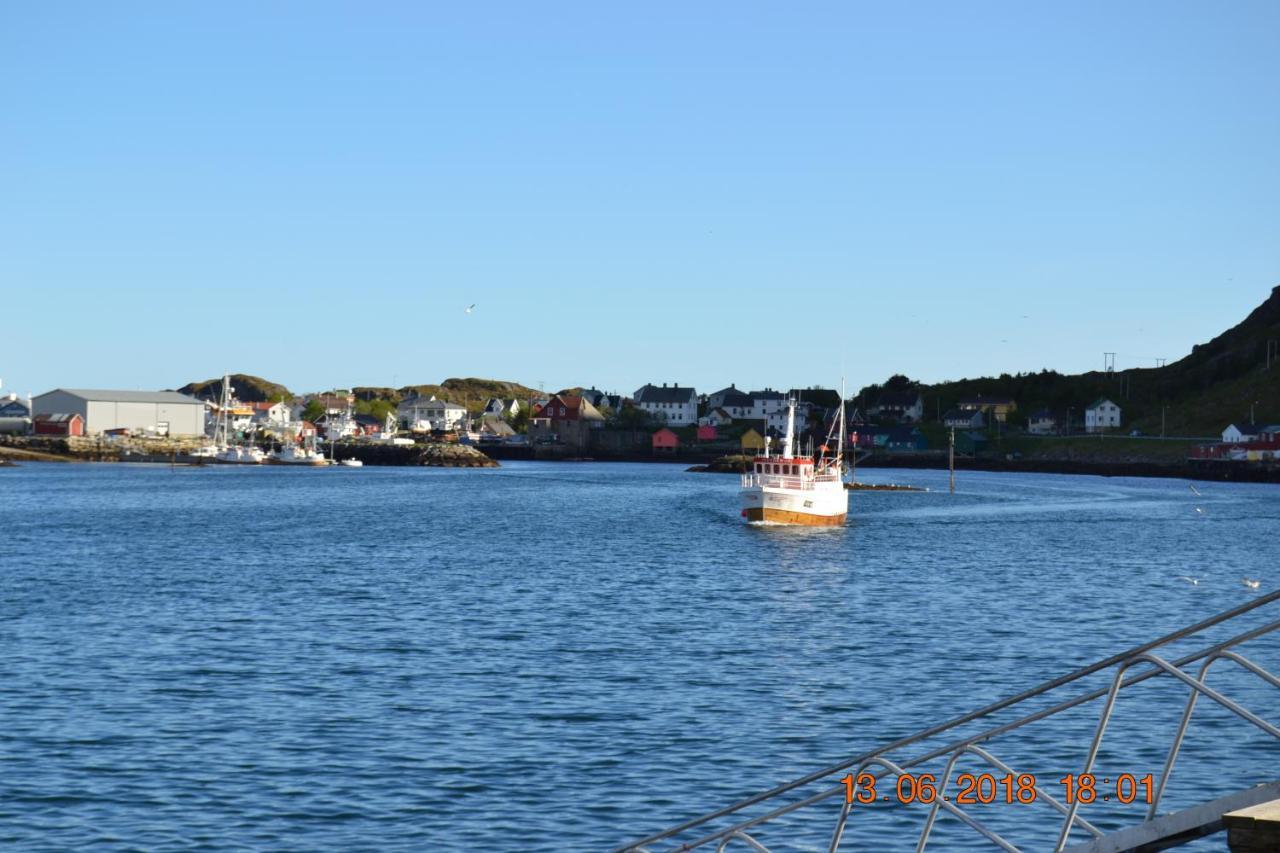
[[617, 590, 1280, 853], [740, 472, 842, 491]]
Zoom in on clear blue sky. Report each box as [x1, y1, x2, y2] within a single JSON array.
[[2, 2, 1277, 398]]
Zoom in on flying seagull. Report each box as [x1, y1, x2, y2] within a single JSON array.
[[1189, 484, 1202, 497], [1176, 576, 1200, 586], [1242, 577, 1261, 590], [465, 304, 476, 314]]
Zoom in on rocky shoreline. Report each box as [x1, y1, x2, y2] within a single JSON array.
[[856, 453, 1280, 483], [0, 436, 498, 468]]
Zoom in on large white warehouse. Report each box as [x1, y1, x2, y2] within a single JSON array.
[[32, 389, 207, 436]]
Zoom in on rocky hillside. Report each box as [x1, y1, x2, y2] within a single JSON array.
[[180, 374, 292, 403]]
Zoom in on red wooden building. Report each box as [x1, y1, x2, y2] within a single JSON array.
[[33, 413, 84, 436], [532, 394, 604, 423], [653, 427, 679, 453]]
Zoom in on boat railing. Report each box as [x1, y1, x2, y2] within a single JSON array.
[[615, 589, 1280, 853], [741, 472, 842, 491]]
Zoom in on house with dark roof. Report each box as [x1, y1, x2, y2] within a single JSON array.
[[944, 408, 985, 429], [1085, 398, 1121, 434], [746, 388, 786, 425], [483, 397, 521, 418], [1027, 409, 1059, 435], [0, 394, 30, 419], [701, 407, 735, 427], [958, 395, 1017, 423], [868, 390, 924, 423], [634, 383, 698, 426], [706, 385, 755, 418], [578, 387, 607, 408], [530, 394, 606, 449], [1222, 422, 1266, 444], [853, 425, 927, 451]]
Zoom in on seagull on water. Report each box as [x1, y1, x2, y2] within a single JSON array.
[[1242, 577, 1261, 590], [1194, 507, 1205, 515], [1176, 576, 1200, 586]]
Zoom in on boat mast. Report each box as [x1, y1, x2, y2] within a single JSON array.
[[783, 398, 795, 459], [838, 377, 846, 468]]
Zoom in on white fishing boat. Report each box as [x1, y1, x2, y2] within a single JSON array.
[[272, 444, 330, 465], [740, 390, 848, 526], [339, 458, 364, 467], [208, 374, 267, 464], [215, 444, 267, 464]]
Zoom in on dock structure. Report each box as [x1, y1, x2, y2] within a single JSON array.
[[1225, 797, 1280, 852], [617, 590, 1280, 853]]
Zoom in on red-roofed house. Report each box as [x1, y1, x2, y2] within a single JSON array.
[[530, 394, 606, 449]]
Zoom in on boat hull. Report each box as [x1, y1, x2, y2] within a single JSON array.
[[741, 483, 848, 527], [742, 507, 846, 526]]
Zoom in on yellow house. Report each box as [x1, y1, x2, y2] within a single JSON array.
[[958, 396, 1017, 423], [740, 428, 765, 453]]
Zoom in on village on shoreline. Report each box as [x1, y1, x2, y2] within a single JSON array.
[[0, 374, 1276, 482], [4, 284, 1280, 478]]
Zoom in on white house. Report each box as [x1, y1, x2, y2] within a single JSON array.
[[869, 391, 924, 423], [251, 401, 291, 428], [706, 385, 756, 419], [699, 407, 735, 428], [1221, 423, 1263, 444], [634, 383, 698, 426], [1027, 409, 1058, 435], [398, 395, 468, 432], [748, 389, 786, 424], [1085, 398, 1121, 433], [484, 397, 521, 418], [767, 400, 812, 433]]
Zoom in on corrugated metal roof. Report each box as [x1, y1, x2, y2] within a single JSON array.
[[40, 389, 204, 404]]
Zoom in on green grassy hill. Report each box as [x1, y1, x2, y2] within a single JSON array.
[[394, 378, 542, 414], [860, 285, 1280, 437]]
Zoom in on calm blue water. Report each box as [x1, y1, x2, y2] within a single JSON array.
[[0, 461, 1276, 851]]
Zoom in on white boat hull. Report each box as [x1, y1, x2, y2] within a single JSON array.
[[741, 483, 847, 526]]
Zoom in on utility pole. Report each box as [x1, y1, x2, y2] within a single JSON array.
[[1268, 340, 1278, 371], [1161, 405, 1167, 438], [1104, 352, 1116, 375], [949, 427, 955, 494]]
